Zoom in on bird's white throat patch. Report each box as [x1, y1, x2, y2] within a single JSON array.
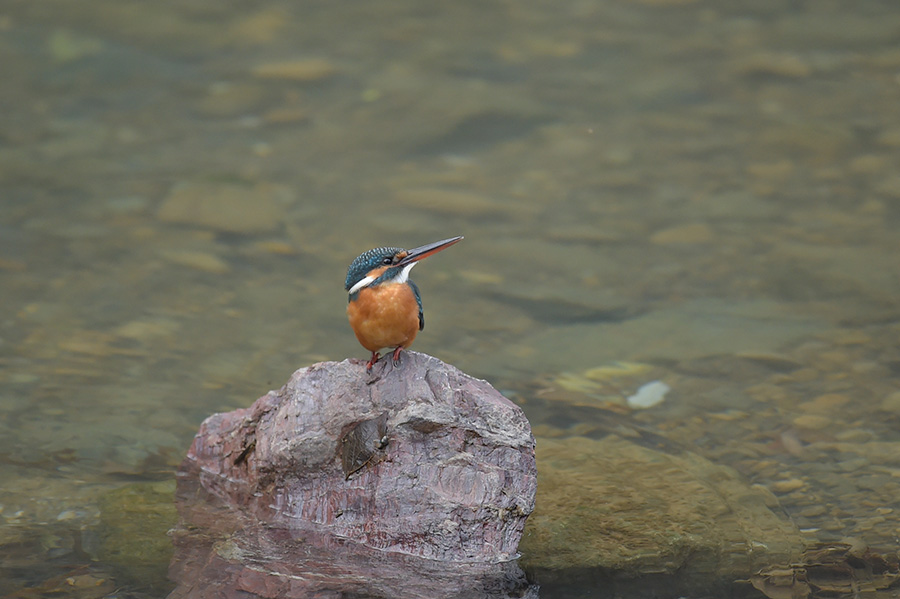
[[348, 262, 417, 295], [394, 262, 416, 284]]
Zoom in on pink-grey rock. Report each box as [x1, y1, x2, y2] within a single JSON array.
[[180, 351, 537, 563], [168, 474, 538, 599]]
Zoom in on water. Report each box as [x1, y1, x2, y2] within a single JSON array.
[[2, 0, 900, 596]]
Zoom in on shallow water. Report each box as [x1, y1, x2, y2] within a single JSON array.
[[2, 0, 900, 597]]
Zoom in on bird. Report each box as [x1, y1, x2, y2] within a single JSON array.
[[345, 236, 463, 372]]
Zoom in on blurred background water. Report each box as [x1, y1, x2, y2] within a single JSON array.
[[2, 0, 900, 597]]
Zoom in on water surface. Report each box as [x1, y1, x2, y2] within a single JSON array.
[[2, 0, 900, 597]]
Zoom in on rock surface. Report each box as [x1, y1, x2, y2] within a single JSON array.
[[168, 475, 538, 599], [181, 351, 537, 563]]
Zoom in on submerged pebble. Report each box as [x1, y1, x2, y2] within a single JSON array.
[[879, 391, 900, 415], [649, 223, 714, 245], [771, 478, 806, 493], [157, 181, 290, 234], [732, 52, 813, 78], [394, 187, 513, 218], [251, 58, 337, 81], [626, 381, 670, 409], [159, 249, 231, 274]]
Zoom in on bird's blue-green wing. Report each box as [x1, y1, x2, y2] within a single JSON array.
[[407, 280, 424, 330]]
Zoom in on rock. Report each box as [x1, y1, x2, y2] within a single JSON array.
[[848, 154, 887, 175], [194, 82, 266, 118], [227, 8, 287, 45], [877, 128, 900, 148], [633, 0, 699, 5], [879, 391, 900, 415], [169, 475, 538, 599], [158, 249, 231, 274], [750, 541, 900, 599], [747, 159, 795, 181], [157, 181, 290, 234], [261, 106, 309, 125], [98, 481, 177, 593], [798, 393, 850, 414], [251, 58, 337, 81], [732, 52, 813, 78], [626, 380, 670, 409], [770, 478, 807, 493], [519, 436, 803, 577], [394, 187, 516, 218], [649, 222, 715, 245], [180, 351, 537, 563], [47, 29, 103, 64], [791, 414, 832, 430], [875, 175, 900, 199], [408, 112, 549, 157]]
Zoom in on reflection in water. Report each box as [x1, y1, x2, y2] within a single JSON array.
[[170, 470, 537, 599]]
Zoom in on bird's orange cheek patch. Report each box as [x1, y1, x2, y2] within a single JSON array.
[[364, 265, 389, 280]]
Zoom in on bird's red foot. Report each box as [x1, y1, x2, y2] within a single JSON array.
[[365, 352, 381, 373], [391, 346, 403, 366]]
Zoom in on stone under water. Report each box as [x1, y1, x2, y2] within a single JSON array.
[[520, 435, 804, 578]]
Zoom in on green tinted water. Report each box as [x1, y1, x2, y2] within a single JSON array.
[[2, 1, 900, 597]]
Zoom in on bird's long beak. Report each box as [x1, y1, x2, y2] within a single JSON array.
[[397, 236, 463, 266]]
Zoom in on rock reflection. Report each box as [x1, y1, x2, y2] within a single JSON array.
[[168, 469, 537, 599]]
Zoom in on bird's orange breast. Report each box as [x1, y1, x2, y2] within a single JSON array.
[[347, 282, 421, 353]]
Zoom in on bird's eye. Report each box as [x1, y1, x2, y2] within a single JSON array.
[[381, 257, 392, 265]]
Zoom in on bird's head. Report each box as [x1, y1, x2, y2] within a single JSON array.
[[345, 236, 463, 296]]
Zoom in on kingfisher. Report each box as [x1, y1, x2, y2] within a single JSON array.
[[345, 236, 463, 372]]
